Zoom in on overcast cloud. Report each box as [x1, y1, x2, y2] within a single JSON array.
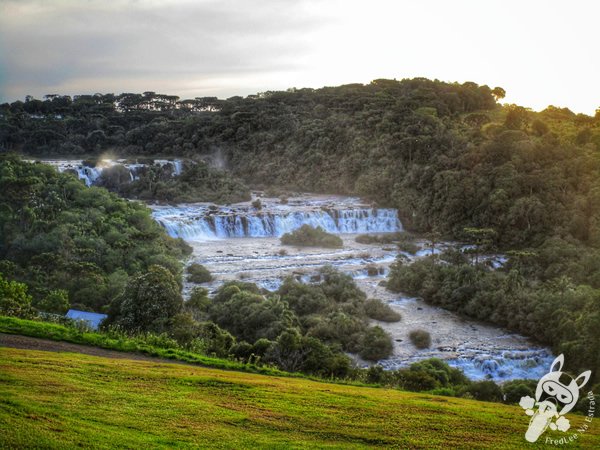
[[1, 0, 598, 114]]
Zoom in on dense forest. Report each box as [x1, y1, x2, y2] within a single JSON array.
[[2, 78, 600, 381], [0, 155, 192, 311]]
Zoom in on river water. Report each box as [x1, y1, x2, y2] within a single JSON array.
[[151, 194, 554, 382]]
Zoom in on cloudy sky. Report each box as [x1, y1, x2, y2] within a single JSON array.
[[0, 0, 598, 114]]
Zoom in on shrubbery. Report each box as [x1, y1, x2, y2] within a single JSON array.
[[388, 253, 600, 381], [363, 298, 401, 322], [409, 329, 432, 349], [281, 225, 343, 248], [186, 263, 213, 283], [0, 155, 191, 312]]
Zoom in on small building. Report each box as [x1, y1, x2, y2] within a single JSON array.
[[65, 309, 108, 330]]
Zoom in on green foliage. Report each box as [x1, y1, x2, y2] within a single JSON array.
[[0, 273, 33, 318], [0, 315, 284, 376], [395, 358, 466, 393], [0, 155, 189, 311], [280, 225, 343, 248], [101, 160, 251, 204], [502, 379, 536, 404], [108, 265, 183, 333], [409, 329, 432, 349], [363, 298, 401, 322], [35, 289, 70, 314], [388, 253, 600, 382], [186, 263, 213, 283], [461, 381, 504, 402], [209, 289, 296, 343], [359, 326, 393, 361], [210, 268, 394, 368]]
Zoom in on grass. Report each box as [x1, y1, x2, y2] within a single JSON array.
[[2, 348, 599, 448], [0, 316, 286, 377]]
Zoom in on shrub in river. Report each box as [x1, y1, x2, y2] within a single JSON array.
[[397, 241, 420, 255], [81, 158, 98, 167], [358, 326, 394, 361], [281, 225, 343, 248], [409, 329, 432, 349], [365, 265, 382, 276], [186, 263, 213, 283], [363, 298, 401, 322], [252, 198, 262, 209]]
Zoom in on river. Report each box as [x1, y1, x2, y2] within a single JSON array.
[[151, 193, 554, 382]]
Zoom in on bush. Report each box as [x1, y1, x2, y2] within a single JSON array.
[[409, 329, 431, 349], [186, 287, 211, 319], [186, 263, 213, 283], [462, 380, 503, 402], [363, 299, 401, 322], [365, 265, 382, 276], [502, 379, 536, 404], [0, 274, 33, 318], [397, 369, 439, 391], [252, 198, 262, 209], [281, 225, 343, 249], [36, 289, 70, 314], [358, 326, 393, 361]]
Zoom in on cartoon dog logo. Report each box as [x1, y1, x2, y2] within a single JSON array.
[[520, 354, 591, 443]]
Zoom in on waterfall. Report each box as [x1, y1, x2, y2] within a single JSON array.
[[35, 159, 184, 186], [152, 204, 402, 240]]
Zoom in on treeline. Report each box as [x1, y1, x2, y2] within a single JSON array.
[[2, 79, 600, 248], [96, 159, 250, 204], [387, 249, 600, 383]]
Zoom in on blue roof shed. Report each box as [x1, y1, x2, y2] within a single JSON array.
[[65, 309, 108, 330]]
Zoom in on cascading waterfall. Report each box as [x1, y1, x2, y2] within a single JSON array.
[[152, 204, 402, 240], [34, 159, 183, 186]]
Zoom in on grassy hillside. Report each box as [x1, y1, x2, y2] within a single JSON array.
[[1, 348, 598, 449]]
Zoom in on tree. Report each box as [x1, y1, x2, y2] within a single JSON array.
[[462, 227, 497, 264], [491, 87, 506, 101], [111, 265, 183, 333], [36, 289, 70, 314], [0, 273, 33, 318], [504, 104, 529, 130]]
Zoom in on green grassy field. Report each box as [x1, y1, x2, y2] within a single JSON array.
[[0, 316, 289, 377], [1, 348, 598, 449]]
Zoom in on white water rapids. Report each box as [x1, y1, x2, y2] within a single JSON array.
[[151, 194, 554, 382]]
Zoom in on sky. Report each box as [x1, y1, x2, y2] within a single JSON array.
[[0, 0, 598, 114]]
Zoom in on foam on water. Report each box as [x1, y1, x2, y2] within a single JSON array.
[[152, 200, 402, 239]]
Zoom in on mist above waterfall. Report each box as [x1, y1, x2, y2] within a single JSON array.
[[36, 159, 183, 187]]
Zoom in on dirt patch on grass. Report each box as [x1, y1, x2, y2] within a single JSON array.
[[0, 333, 164, 363]]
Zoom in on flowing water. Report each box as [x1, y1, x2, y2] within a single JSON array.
[[151, 194, 554, 382], [31, 159, 183, 186]]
